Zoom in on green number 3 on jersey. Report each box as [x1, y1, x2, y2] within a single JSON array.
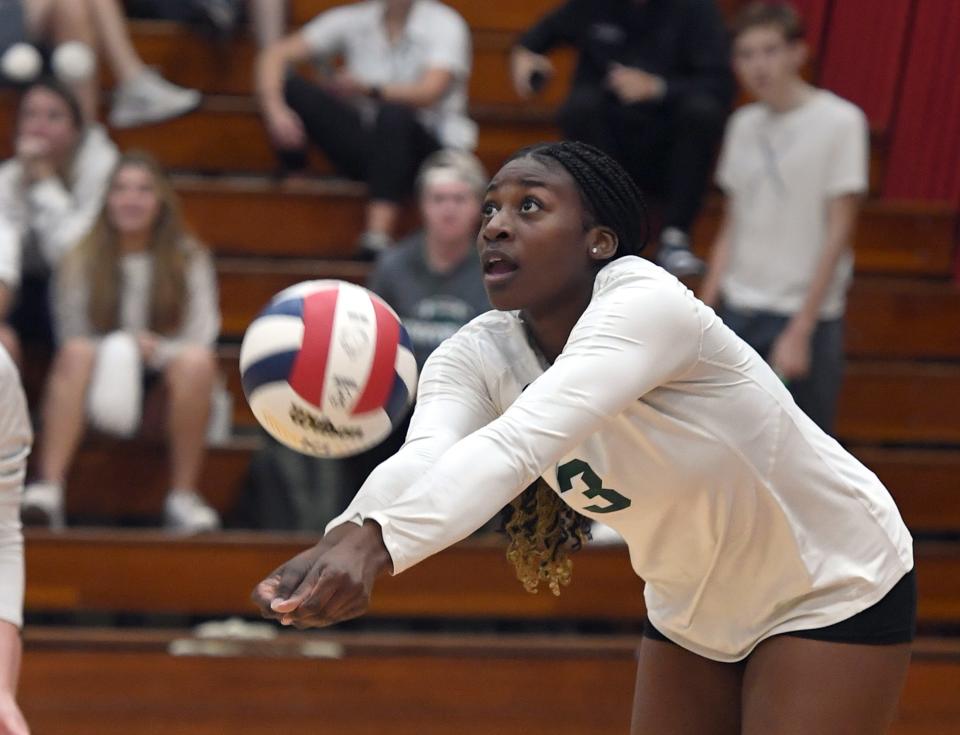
[[557, 459, 631, 514]]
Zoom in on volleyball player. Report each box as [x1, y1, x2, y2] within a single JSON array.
[[253, 141, 914, 734], [0, 345, 31, 735]]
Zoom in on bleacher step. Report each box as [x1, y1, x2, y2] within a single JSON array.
[[23, 530, 960, 626]]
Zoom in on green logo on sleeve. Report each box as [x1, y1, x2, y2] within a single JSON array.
[[557, 459, 631, 514]]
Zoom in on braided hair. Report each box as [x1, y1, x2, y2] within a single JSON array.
[[509, 140, 649, 260], [500, 141, 647, 596]]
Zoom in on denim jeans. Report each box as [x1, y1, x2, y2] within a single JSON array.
[[719, 305, 844, 435]]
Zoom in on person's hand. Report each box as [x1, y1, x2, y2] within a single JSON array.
[[136, 331, 160, 363], [324, 71, 368, 99], [263, 102, 306, 150], [251, 521, 392, 629], [15, 135, 55, 183], [606, 64, 666, 104], [0, 692, 29, 735], [510, 47, 554, 98], [770, 321, 812, 382]]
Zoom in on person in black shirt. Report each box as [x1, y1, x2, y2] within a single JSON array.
[[511, 0, 734, 277]]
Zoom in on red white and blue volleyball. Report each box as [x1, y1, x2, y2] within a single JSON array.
[[240, 280, 418, 458]]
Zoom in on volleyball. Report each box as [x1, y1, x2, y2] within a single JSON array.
[[239, 280, 418, 458]]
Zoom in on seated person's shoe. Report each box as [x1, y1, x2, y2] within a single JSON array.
[[21, 481, 65, 531], [356, 231, 393, 261], [109, 70, 201, 129], [164, 489, 221, 533]]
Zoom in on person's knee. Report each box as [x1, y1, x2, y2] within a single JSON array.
[[373, 102, 418, 135], [56, 337, 97, 372], [165, 345, 216, 387], [673, 93, 726, 134], [282, 73, 316, 112]]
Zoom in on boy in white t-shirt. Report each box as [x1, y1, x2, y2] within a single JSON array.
[[700, 1, 868, 433]]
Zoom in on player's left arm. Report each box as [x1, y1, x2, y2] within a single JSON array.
[[367, 277, 701, 574], [0, 352, 30, 735]]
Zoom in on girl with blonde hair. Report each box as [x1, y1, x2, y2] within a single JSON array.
[[22, 151, 222, 532]]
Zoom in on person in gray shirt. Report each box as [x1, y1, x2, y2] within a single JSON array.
[[238, 150, 489, 532], [368, 149, 490, 370]]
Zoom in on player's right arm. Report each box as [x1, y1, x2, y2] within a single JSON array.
[[251, 332, 498, 624]]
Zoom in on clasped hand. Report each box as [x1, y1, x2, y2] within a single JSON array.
[[251, 521, 391, 629]]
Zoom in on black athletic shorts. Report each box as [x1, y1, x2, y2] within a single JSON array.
[[644, 569, 916, 648]]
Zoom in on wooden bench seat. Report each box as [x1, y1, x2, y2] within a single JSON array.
[[23, 530, 960, 626], [18, 627, 960, 735], [146, 175, 957, 275]]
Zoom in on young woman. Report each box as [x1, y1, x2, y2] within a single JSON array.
[[0, 77, 119, 361], [0, 346, 31, 735], [22, 152, 221, 533], [252, 142, 915, 733]]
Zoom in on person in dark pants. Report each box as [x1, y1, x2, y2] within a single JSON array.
[[511, 0, 734, 277], [255, 0, 476, 258], [700, 3, 867, 435]]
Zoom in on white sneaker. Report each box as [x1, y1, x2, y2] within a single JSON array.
[[109, 69, 201, 129], [164, 489, 221, 533], [21, 482, 65, 531]]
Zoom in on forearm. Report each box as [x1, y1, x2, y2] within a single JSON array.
[[378, 70, 453, 109], [792, 195, 860, 331], [257, 36, 309, 113], [256, 48, 288, 112]]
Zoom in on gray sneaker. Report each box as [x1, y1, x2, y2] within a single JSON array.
[[164, 489, 221, 533], [22, 481, 65, 531], [109, 69, 201, 129]]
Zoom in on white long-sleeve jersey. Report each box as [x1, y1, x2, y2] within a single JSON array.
[[328, 256, 913, 662], [0, 347, 30, 629]]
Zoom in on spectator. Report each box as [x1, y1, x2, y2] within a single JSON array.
[[255, 0, 476, 258], [21, 151, 222, 532], [511, 0, 734, 277], [0, 345, 30, 735], [700, 1, 867, 434], [22, 0, 201, 127], [0, 77, 119, 362], [237, 150, 489, 533], [368, 148, 490, 369]]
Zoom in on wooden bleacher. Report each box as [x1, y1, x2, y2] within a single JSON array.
[[20, 530, 960, 624], [17, 628, 960, 735]]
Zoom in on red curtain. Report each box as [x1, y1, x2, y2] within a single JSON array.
[[791, 0, 831, 53], [818, 0, 912, 134], [884, 0, 960, 202]]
